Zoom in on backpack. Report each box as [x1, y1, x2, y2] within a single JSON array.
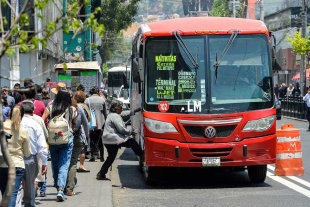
[[86, 98, 97, 130], [48, 108, 70, 145]]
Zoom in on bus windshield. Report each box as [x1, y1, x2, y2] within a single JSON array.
[[144, 35, 273, 114]]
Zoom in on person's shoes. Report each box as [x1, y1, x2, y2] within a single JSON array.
[[66, 191, 75, 196], [96, 174, 109, 180], [100, 158, 104, 162], [40, 193, 47, 197], [307, 129, 310, 132], [57, 191, 65, 202], [77, 168, 90, 173], [89, 157, 96, 162]]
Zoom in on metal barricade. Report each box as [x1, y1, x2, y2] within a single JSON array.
[[282, 96, 306, 120]]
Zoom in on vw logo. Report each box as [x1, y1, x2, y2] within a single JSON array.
[[204, 126, 216, 138]]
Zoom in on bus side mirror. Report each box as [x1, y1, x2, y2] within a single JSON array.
[[138, 58, 144, 82], [270, 32, 281, 71], [271, 47, 281, 71]]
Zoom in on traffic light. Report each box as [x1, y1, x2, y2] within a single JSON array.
[[92, 49, 99, 61]]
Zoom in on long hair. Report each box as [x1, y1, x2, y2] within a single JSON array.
[[10, 105, 24, 130], [52, 89, 71, 117], [42, 88, 50, 100], [2, 96, 8, 107]]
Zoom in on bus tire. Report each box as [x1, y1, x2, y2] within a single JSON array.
[[247, 165, 267, 183], [143, 165, 157, 186], [138, 154, 144, 174]]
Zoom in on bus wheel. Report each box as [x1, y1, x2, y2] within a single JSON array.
[[143, 165, 157, 186], [247, 165, 267, 183], [139, 154, 144, 174]]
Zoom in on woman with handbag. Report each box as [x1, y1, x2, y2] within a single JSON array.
[[64, 96, 89, 196], [74, 91, 91, 173], [42, 89, 77, 202]]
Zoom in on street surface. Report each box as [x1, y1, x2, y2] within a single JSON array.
[[111, 117, 310, 207]]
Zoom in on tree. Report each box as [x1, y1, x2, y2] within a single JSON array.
[[0, 0, 105, 205], [286, 31, 310, 55], [210, 0, 242, 17], [98, 0, 140, 65]]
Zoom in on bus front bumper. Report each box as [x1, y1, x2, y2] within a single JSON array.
[[144, 134, 276, 167]]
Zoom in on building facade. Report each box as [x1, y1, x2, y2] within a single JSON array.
[[0, 0, 65, 87]]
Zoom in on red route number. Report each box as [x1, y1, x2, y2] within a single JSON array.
[[158, 101, 169, 113]]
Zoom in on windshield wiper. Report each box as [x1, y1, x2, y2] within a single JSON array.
[[173, 31, 199, 70], [214, 30, 239, 81]]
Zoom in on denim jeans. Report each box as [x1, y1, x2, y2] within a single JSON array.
[[37, 174, 47, 195], [50, 132, 73, 191], [0, 167, 25, 207]]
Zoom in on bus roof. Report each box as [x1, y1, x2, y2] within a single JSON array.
[[139, 17, 268, 36], [108, 66, 131, 72]]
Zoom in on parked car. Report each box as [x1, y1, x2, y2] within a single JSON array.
[[275, 96, 281, 120]]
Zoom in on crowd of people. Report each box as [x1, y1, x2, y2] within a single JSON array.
[[0, 78, 142, 205], [274, 82, 302, 98]]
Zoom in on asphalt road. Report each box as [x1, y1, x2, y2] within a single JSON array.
[[111, 118, 310, 207]]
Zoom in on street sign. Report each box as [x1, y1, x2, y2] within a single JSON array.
[[63, 31, 85, 53], [46, 82, 58, 88]]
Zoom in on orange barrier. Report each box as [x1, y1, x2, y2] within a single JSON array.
[[275, 123, 304, 176]]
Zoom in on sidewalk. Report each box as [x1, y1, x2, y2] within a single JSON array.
[[35, 158, 113, 207]]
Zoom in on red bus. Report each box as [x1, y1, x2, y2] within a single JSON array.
[[129, 17, 279, 185]]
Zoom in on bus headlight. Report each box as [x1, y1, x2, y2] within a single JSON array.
[[242, 115, 275, 132], [144, 118, 178, 134]]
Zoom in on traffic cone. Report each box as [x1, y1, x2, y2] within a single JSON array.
[[275, 123, 304, 176]]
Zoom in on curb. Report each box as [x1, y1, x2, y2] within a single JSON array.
[[282, 116, 308, 122]]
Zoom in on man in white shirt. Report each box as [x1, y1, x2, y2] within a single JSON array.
[[303, 88, 310, 131], [21, 101, 48, 207]]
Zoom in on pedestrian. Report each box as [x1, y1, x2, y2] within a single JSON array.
[[35, 84, 43, 100], [21, 101, 48, 207], [287, 83, 294, 97], [41, 88, 52, 107], [303, 88, 310, 131], [2, 86, 15, 108], [0, 105, 31, 207], [12, 83, 24, 104], [65, 97, 89, 195], [32, 110, 49, 197], [42, 89, 77, 202], [74, 91, 91, 173], [20, 79, 46, 117], [2, 96, 11, 121], [96, 99, 142, 180], [85, 86, 107, 162]]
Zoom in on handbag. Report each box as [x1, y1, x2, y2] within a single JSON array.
[[87, 98, 97, 130]]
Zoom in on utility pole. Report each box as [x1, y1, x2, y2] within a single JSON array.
[[233, 0, 236, 18], [198, 0, 201, 12], [10, 0, 20, 88], [300, 0, 307, 95], [260, 0, 264, 21]]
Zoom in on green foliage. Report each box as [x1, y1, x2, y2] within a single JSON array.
[[98, 0, 140, 64], [0, 0, 106, 57], [286, 31, 310, 55], [210, 0, 242, 17], [102, 63, 109, 79]]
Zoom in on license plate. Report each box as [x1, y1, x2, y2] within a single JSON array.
[[202, 157, 221, 167]]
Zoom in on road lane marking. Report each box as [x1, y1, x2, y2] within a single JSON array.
[[267, 171, 310, 198], [268, 165, 310, 188]]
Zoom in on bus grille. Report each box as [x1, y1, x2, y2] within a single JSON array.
[[183, 125, 237, 138], [190, 148, 233, 157]]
